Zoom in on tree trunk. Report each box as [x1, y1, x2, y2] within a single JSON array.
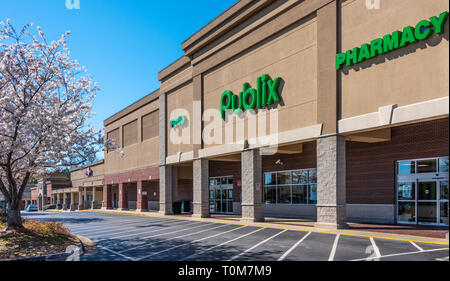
[[6, 204, 22, 229]]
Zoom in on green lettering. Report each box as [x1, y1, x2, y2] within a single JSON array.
[[256, 76, 262, 108], [383, 31, 401, 52], [261, 74, 269, 107], [414, 20, 432, 40], [358, 43, 372, 62], [336, 53, 346, 69], [346, 47, 359, 66], [370, 38, 384, 57], [267, 77, 281, 105], [220, 90, 232, 120], [400, 26, 416, 47], [430, 11, 449, 34]]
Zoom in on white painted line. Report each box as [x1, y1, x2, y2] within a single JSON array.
[[74, 218, 179, 236], [277, 232, 312, 261], [70, 218, 163, 232], [120, 223, 235, 254], [410, 241, 425, 252], [135, 225, 245, 260], [352, 247, 448, 261], [98, 246, 136, 261], [328, 234, 340, 261], [180, 227, 266, 261], [95, 221, 205, 242], [370, 237, 381, 259], [228, 230, 288, 261]]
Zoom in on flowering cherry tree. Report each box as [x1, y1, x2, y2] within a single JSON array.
[[0, 20, 102, 228]]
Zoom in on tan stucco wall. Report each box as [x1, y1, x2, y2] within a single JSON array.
[[105, 99, 160, 175], [340, 0, 449, 119], [71, 162, 104, 188], [202, 15, 318, 148], [167, 83, 194, 156]]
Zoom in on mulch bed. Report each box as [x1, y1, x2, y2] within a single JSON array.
[[0, 219, 79, 261]]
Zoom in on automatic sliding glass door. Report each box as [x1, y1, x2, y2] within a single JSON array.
[[209, 176, 234, 214]]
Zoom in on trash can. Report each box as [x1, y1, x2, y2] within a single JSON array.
[[173, 201, 182, 214], [181, 200, 191, 213]]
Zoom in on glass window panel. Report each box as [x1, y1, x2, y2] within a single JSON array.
[[292, 185, 307, 204], [309, 184, 317, 205], [209, 179, 215, 186], [277, 172, 291, 185], [417, 159, 437, 173], [264, 186, 276, 204], [417, 202, 437, 223], [418, 182, 437, 201], [292, 170, 308, 185], [398, 202, 416, 223], [439, 158, 449, 173], [397, 161, 415, 175], [398, 182, 415, 200], [440, 181, 449, 200], [228, 178, 234, 184], [440, 202, 449, 225], [309, 169, 317, 184], [264, 173, 276, 185], [277, 186, 291, 204], [209, 190, 214, 199], [221, 178, 228, 184]]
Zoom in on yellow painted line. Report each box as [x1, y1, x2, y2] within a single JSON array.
[[74, 209, 449, 246]]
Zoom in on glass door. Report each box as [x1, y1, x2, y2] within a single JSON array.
[[396, 157, 449, 226], [209, 176, 234, 214]]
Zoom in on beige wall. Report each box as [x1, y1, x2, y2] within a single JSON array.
[[340, 0, 449, 119], [167, 83, 194, 156], [105, 98, 160, 174], [202, 15, 318, 148], [71, 162, 104, 188]]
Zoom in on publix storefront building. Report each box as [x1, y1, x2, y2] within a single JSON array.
[[101, 0, 449, 229]]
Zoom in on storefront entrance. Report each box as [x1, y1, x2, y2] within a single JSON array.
[[397, 157, 449, 226], [209, 176, 234, 214]]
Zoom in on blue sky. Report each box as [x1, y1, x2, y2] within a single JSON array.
[[1, 0, 236, 133]]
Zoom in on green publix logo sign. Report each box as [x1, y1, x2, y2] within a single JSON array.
[[336, 11, 449, 70], [220, 74, 282, 120]]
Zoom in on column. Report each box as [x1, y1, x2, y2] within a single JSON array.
[[63, 193, 67, 211], [193, 159, 209, 218], [102, 184, 112, 209], [159, 165, 174, 215], [315, 135, 347, 229], [136, 181, 148, 212], [70, 192, 76, 211], [78, 188, 83, 210], [83, 187, 88, 209], [241, 149, 264, 222], [57, 194, 62, 209], [118, 183, 128, 210], [91, 187, 96, 209]]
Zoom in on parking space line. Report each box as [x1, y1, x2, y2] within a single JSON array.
[[74, 218, 176, 236], [180, 227, 266, 261], [228, 230, 287, 261], [352, 247, 448, 261], [410, 241, 424, 252], [121, 223, 230, 254], [370, 237, 381, 258], [98, 246, 136, 261], [100, 221, 206, 242], [328, 234, 340, 261], [135, 225, 245, 261], [68, 217, 156, 230], [277, 232, 311, 261]]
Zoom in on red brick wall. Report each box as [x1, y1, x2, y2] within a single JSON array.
[[346, 118, 449, 204], [177, 179, 193, 201], [262, 141, 317, 172], [104, 165, 159, 185]]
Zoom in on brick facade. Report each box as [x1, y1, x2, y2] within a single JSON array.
[[346, 118, 449, 205]]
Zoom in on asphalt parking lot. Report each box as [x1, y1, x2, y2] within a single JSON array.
[[21, 211, 449, 261]]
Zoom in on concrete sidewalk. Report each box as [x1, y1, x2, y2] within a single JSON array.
[[48, 209, 449, 245]]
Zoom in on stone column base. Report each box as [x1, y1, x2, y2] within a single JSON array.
[[69, 204, 76, 211], [136, 209, 148, 213], [240, 217, 265, 223], [240, 204, 264, 223], [78, 205, 84, 210], [101, 207, 113, 210], [316, 205, 347, 229], [117, 208, 128, 211], [314, 222, 348, 230], [192, 213, 210, 219]]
